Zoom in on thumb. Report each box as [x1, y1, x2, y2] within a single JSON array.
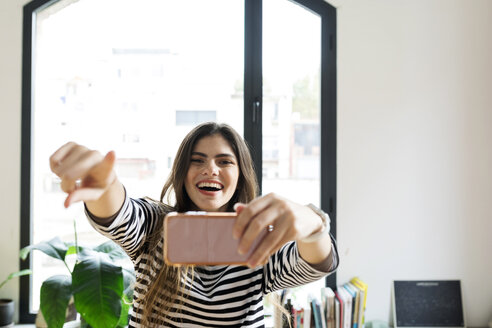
[[233, 202, 246, 214], [102, 150, 116, 169], [91, 150, 116, 178]]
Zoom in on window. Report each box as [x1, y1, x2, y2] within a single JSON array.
[[21, 0, 336, 322]]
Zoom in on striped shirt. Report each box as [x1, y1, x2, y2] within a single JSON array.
[[86, 194, 339, 327]]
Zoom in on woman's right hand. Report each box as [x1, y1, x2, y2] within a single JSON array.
[[49, 142, 117, 208]]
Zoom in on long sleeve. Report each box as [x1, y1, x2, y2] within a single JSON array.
[[85, 193, 163, 261], [262, 233, 339, 294]]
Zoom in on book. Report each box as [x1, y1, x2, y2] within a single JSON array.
[[318, 296, 327, 328], [311, 296, 323, 328], [316, 300, 326, 328], [344, 283, 359, 328], [320, 287, 328, 325], [321, 287, 336, 328], [350, 277, 368, 328], [337, 286, 352, 328], [334, 297, 340, 328], [349, 282, 365, 328], [334, 290, 344, 328]]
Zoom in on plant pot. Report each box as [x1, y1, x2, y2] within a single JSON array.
[[0, 298, 14, 327]]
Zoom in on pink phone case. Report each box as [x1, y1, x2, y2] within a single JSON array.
[[164, 212, 267, 266]]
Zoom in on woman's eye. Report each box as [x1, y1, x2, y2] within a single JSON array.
[[220, 160, 234, 165], [190, 158, 203, 164]]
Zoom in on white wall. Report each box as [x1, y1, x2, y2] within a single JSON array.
[[0, 0, 30, 324], [334, 0, 492, 326], [1, 0, 491, 325]]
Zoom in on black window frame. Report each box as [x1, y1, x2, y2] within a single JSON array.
[[244, 0, 337, 292], [20, 0, 336, 322]]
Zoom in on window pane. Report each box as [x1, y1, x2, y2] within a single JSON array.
[[262, 0, 323, 304], [176, 110, 217, 126], [31, 0, 244, 312]]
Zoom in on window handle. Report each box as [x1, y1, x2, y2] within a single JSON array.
[[252, 98, 260, 123]]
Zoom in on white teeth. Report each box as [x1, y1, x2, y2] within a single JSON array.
[[197, 182, 223, 189]]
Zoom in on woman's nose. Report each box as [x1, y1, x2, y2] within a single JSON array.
[[202, 161, 219, 176]]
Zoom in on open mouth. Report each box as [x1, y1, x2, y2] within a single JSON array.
[[196, 181, 224, 192]]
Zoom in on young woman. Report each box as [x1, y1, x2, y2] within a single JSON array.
[[49, 122, 339, 327]]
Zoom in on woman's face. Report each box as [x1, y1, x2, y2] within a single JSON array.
[[185, 134, 240, 212]]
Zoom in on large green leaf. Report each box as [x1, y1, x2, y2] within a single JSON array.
[[116, 294, 131, 328], [40, 275, 72, 328], [94, 241, 128, 261], [20, 236, 68, 262], [72, 253, 123, 328]]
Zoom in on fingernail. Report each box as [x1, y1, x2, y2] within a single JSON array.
[[237, 247, 245, 255], [233, 203, 239, 211]]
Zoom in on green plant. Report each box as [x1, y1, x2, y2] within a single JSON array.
[[20, 235, 135, 328], [0, 269, 32, 293]]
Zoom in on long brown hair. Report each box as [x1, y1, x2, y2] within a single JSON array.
[[141, 122, 258, 326]]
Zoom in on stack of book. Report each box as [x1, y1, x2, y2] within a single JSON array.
[[284, 277, 368, 328]]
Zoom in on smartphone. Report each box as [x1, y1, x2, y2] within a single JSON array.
[[163, 211, 267, 266]]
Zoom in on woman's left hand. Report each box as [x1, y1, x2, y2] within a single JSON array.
[[232, 193, 324, 268]]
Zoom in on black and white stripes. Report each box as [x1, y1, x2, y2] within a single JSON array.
[[86, 195, 338, 327]]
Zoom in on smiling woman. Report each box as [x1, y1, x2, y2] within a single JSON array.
[[46, 122, 339, 327], [21, 0, 337, 324]]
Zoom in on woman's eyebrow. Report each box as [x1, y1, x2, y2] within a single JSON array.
[[215, 153, 235, 159], [191, 152, 235, 159]]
